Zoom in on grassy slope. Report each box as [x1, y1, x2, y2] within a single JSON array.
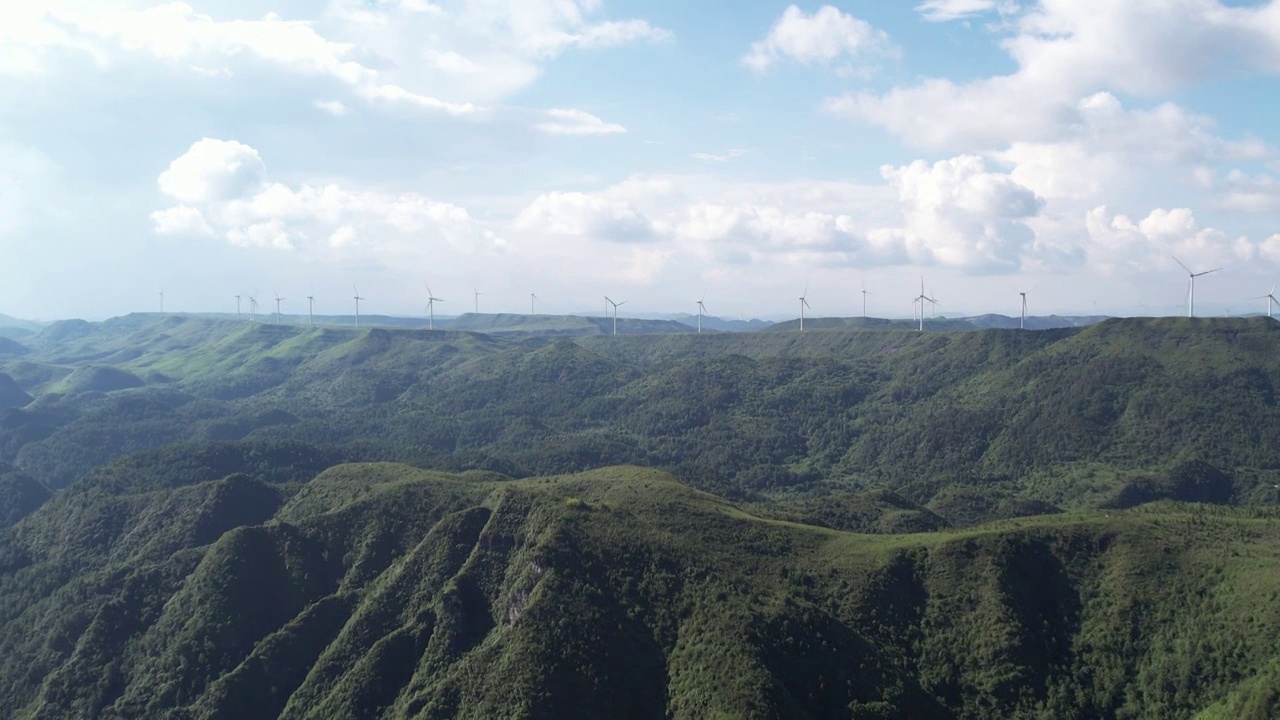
[[1, 462, 1279, 719]]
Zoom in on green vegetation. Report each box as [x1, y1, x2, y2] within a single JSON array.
[[0, 312, 1276, 716]]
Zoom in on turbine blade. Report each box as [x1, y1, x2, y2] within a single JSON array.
[[1172, 255, 1192, 274]]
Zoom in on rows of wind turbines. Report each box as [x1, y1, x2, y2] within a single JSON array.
[[159, 256, 1280, 336]]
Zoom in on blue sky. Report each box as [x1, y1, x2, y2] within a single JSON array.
[[3, 0, 1280, 321]]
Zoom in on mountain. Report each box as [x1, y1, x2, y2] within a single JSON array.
[[2, 314, 1279, 519], [1, 461, 1278, 718], [0, 313, 1277, 716]]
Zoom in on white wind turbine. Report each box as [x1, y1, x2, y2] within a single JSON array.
[[249, 293, 258, 322], [696, 295, 708, 334], [353, 284, 365, 327], [913, 277, 934, 332], [531, 293, 538, 315], [1173, 256, 1221, 318], [1254, 284, 1279, 319], [605, 296, 626, 335], [274, 291, 286, 323], [306, 292, 315, 327], [426, 284, 444, 329], [159, 291, 165, 313], [861, 279, 870, 318], [474, 288, 483, 314], [235, 294, 241, 320], [798, 284, 811, 331], [1018, 284, 1036, 330]]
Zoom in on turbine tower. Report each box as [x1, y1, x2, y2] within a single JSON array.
[[306, 293, 315, 327], [274, 291, 285, 323], [159, 291, 165, 313], [696, 295, 708, 334], [1254, 285, 1279, 319], [426, 284, 444, 330], [353, 284, 365, 327], [799, 284, 811, 331], [248, 294, 258, 322], [474, 288, 482, 314], [1019, 290, 1029, 329], [861, 280, 870, 318], [531, 293, 538, 315], [235, 294, 241, 320], [1173, 256, 1221, 318], [605, 296, 626, 335]]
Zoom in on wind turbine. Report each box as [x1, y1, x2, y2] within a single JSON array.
[[159, 291, 165, 313], [235, 294, 241, 320], [306, 292, 315, 327], [248, 294, 258, 322], [1254, 285, 1279, 319], [531, 293, 538, 315], [1173, 256, 1221, 318], [696, 295, 708, 334], [474, 288, 483, 314], [861, 280, 870, 318], [274, 291, 285, 323], [798, 284, 811, 331], [1017, 284, 1037, 329], [353, 284, 365, 327], [426, 284, 444, 329], [913, 277, 934, 332], [605, 296, 626, 335]]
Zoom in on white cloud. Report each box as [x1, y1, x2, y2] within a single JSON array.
[[153, 138, 502, 255], [158, 139, 266, 204], [514, 192, 658, 242], [535, 108, 626, 136], [915, 0, 1017, 22], [313, 99, 350, 116], [150, 204, 213, 237], [1, 0, 670, 117], [830, 0, 1280, 152], [882, 155, 1045, 271], [743, 5, 894, 74], [1085, 205, 1238, 274], [692, 149, 747, 163]]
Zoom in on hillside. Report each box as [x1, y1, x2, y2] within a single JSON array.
[[0, 315, 1278, 522], [0, 314, 1275, 716], [1, 463, 1279, 718]]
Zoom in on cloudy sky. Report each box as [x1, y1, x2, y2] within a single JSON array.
[[3, 0, 1280, 321]]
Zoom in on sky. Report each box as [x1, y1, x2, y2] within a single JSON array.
[[3, 0, 1280, 321]]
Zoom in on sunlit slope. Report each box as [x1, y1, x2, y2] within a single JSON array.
[[0, 462, 1278, 718]]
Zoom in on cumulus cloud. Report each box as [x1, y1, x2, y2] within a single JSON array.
[[882, 155, 1045, 271], [1085, 205, 1240, 274], [158, 139, 266, 204], [535, 109, 626, 136], [743, 5, 895, 74], [152, 138, 501, 254]]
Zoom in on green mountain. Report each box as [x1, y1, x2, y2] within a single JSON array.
[[0, 313, 1277, 717], [2, 460, 1279, 719]]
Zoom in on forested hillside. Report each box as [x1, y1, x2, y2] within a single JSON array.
[[0, 313, 1278, 718]]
